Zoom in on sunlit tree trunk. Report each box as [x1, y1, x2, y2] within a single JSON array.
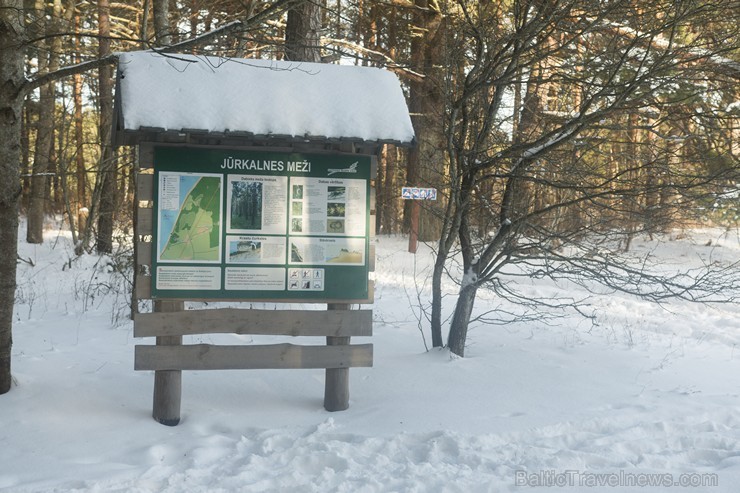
[[153, 0, 171, 46], [284, 0, 321, 62], [406, 0, 446, 242], [95, 0, 116, 254], [26, 0, 57, 243], [73, 14, 87, 245]]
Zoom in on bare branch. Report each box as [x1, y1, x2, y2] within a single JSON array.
[[21, 0, 306, 95]]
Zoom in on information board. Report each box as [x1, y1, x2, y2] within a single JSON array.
[[151, 146, 371, 301]]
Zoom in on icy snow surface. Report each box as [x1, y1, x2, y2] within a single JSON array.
[[117, 52, 415, 143], [3, 221, 740, 492]]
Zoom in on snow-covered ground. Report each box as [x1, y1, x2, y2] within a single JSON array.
[[3, 221, 740, 492]]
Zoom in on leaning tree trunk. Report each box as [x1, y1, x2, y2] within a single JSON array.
[[447, 282, 479, 357], [0, 1, 25, 394], [429, 251, 448, 348]]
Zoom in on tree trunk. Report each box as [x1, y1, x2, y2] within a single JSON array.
[[20, 99, 30, 210], [26, 0, 56, 243], [447, 282, 478, 357], [0, 0, 25, 394], [95, 0, 116, 254], [405, 0, 446, 242], [377, 144, 401, 234], [376, 144, 387, 234], [284, 1, 321, 62], [153, 0, 171, 46], [73, 14, 87, 245], [429, 252, 446, 348]]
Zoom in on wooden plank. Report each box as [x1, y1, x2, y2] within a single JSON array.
[[137, 174, 154, 201], [139, 143, 154, 169], [137, 241, 152, 267], [367, 280, 375, 304], [369, 243, 375, 272], [339, 142, 355, 153], [134, 308, 372, 338], [369, 214, 376, 239], [135, 343, 373, 371], [138, 207, 153, 235], [135, 274, 152, 299], [135, 295, 373, 305]]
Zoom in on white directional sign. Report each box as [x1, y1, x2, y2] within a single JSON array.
[[401, 187, 437, 200]]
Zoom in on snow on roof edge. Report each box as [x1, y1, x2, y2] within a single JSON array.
[[115, 51, 415, 145]]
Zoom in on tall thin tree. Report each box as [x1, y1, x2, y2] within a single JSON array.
[[95, 0, 116, 254], [0, 0, 26, 394]]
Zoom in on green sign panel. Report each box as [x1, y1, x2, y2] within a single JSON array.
[[151, 146, 371, 301]]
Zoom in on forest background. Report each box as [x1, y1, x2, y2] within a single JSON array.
[[0, 0, 739, 393]]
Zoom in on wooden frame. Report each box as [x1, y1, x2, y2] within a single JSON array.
[[134, 143, 376, 304], [134, 142, 376, 426]]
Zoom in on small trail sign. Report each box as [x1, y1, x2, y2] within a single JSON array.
[[402, 187, 437, 200], [402, 186, 437, 254]]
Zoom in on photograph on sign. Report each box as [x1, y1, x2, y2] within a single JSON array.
[[288, 176, 366, 236], [157, 172, 223, 263], [289, 237, 365, 265], [226, 175, 288, 235], [225, 235, 287, 264]]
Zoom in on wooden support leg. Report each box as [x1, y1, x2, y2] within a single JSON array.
[[152, 301, 184, 426], [324, 303, 350, 412]]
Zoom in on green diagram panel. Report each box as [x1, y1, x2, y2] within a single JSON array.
[[151, 146, 371, 301]]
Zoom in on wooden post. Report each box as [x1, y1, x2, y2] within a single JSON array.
[[152, 300, 184, 425], [324, 303, 350, 411], [408, 200, 419, 253]]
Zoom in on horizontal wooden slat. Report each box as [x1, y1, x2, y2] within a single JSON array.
[[138, 207, 153, 234], [137, 241, 152, 266], [139, 295, 373, 304], [137, 174, 154, 201], [135, 308, 373, 338], [135, 343, 373, 371]]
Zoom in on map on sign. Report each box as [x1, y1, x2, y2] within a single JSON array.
[[158, 172, 223, 262]]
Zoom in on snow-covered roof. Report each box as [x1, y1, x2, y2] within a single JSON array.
[[114, 51, 415, 146]]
